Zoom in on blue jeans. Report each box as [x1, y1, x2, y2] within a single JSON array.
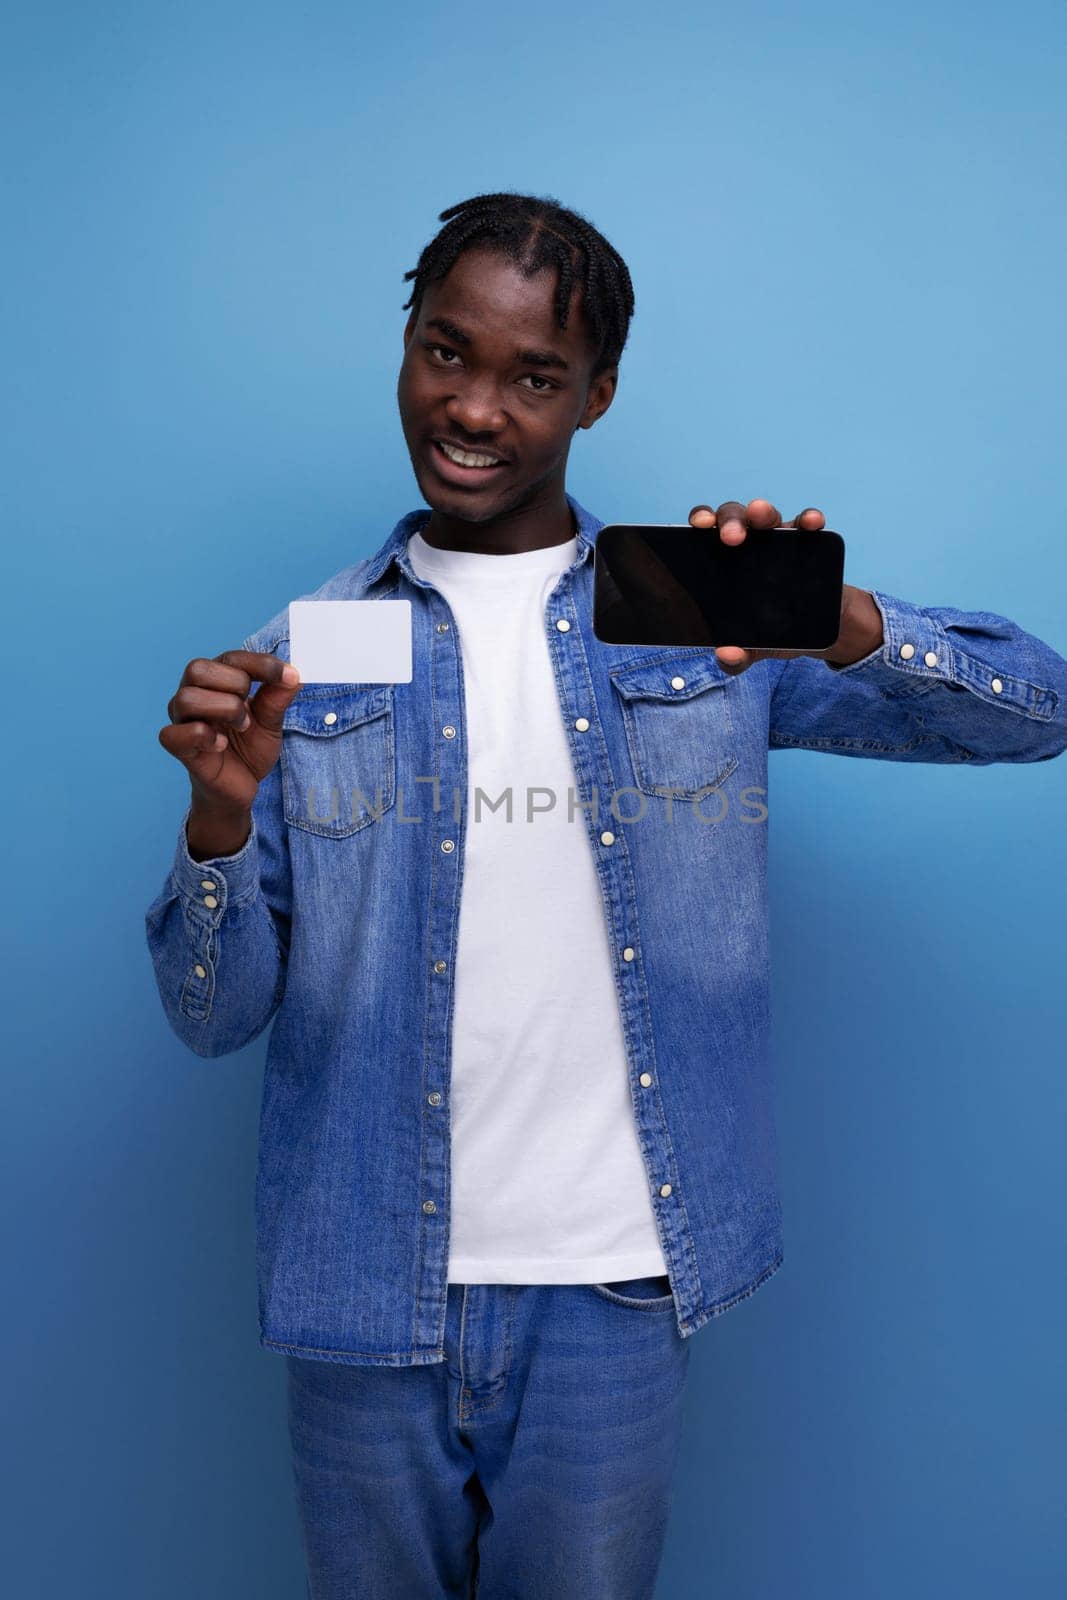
[[285, 1275, 691, 1598]]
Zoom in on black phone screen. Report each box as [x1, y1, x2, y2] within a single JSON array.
[[592, 524, 846, 649]]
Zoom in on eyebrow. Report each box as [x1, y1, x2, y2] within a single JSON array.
[[424, 316, 570, 372]]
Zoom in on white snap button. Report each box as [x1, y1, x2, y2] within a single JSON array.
[[427, 1092, 442, 1106], [436, 621, 449, 633], [203, 895, 218, 909], [442, 725, 456, 738], [659, 1183, 672, 1198], [600, 830, 615, 846], [574, 717, 590, 732], [555, 618, 571, 632], [441, 839, 455, 853], [622, 947, 635, 961], [670, 675, 686, 690], [899, 643, 916, 660], [323, 711, 338, 726], [433, 960, 447, 974], [194, 964, 206, 979], [422, 1200, 437, 1214], [200, 880, 216, 891], [991, 678, 1003, 693], [924, 652, 938, 666], [639, 1072, 652, 1087]]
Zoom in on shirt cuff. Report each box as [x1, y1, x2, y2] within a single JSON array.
[[172, 806, 262, 926], [821, 589, 1055, 719], [824, 590, 959, 688]]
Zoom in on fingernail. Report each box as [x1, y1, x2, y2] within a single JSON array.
[[281, 664, 300, 685]]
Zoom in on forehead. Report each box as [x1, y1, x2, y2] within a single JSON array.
[[419, 246, 591, 353]]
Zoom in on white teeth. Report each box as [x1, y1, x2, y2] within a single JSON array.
[[438, 441, 502, 468]]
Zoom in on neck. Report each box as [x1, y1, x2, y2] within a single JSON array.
[[420, 482, 576, 555]]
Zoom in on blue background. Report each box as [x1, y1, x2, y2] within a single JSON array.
[[4, 2, 1065, 1594]]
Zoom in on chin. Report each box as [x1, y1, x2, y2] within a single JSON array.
[[414, 469, 522, 524]]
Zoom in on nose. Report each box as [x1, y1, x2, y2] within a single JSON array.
[[445, 384, 507, 438]]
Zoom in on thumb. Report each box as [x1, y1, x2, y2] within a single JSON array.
[[247, 664, 303, 733]]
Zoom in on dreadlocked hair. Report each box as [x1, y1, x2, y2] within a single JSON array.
[[401, 191, 635, 378]]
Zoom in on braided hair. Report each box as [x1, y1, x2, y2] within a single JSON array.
[[401, 191, 635, 379]]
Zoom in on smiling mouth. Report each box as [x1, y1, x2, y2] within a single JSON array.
[[430, 439, 511, 482], [437, 439, 505, 467]]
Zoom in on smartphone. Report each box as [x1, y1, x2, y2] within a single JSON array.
[[592, 523, 846, 650]]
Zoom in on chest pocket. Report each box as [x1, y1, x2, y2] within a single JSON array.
[[609, 656, 737, 799], [281, 685, 395, 837]]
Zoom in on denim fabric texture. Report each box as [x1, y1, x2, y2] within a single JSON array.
[[285, 1275, 687, 1599], [144, 491, 1067, 1366]]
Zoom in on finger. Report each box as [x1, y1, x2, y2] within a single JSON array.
[[173, 652, 299, 718], [782, 506, 826, 530], [158, 722, 230, 765], [715, 646, 753, 674], [688, 504, 716, 528], [180, 656, 255, 698], [746, 498, 782, 527], [169, 687, 252, 729], [715, 501, 748, 545], [244, 658, 303, 733], [214, 649, 302, 688]]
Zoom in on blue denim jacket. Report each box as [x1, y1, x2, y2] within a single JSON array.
[[144, 492, 1067, 1366]]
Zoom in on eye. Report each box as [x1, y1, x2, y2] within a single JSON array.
[[423, 343, 556, 393]]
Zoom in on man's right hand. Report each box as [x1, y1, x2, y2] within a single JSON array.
[[158, 651, 302, 858]]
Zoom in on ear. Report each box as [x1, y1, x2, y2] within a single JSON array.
[[402, 310, 417, 351], [577, 366, 618, 430]]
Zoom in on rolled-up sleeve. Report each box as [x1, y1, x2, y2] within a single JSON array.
[[768, 589, 1067, 765]]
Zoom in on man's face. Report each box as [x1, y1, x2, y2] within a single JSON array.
[[397, 246, 617, 524]]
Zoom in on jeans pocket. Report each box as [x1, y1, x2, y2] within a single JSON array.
[[589, 1273, 675, 1311]]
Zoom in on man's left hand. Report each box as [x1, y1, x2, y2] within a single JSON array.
[[689, 499, 884, 675]]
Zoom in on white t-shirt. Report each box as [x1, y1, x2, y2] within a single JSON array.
[[407, 526, 669, 1284]]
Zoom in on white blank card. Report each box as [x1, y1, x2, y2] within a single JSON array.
[[288, 600, 413, 684]]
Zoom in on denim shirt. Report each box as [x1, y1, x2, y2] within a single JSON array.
[[144, 492, 1067, 1366]]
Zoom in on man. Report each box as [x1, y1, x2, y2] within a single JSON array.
[[145, 190, 1067, 1599]]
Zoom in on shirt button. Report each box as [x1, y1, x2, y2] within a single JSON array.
[[899, 643, 916, 660], [670, 675, 686, 690], [427, 1091, 442, 1106], [200, 879, 216, 892], [423, 1200, 437, 1214], [203, 895, 218, 909], [555, 618, 571, 632], [433, 959, 447, 974], [924, 651, 938, 666], [991, 678, 1003, 693], [194, 964, 207, 979], [437, 621, 450, 633], [600, 830, 615, 846], [442, 725, 456, 738], [323, 711, 338, 726], [441, 839, 455, 853], [574, 717, 590, 732], [622, 947, 635, 961], [659, 1183, 672, 1198], [639, 1072, 652, 1087]]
